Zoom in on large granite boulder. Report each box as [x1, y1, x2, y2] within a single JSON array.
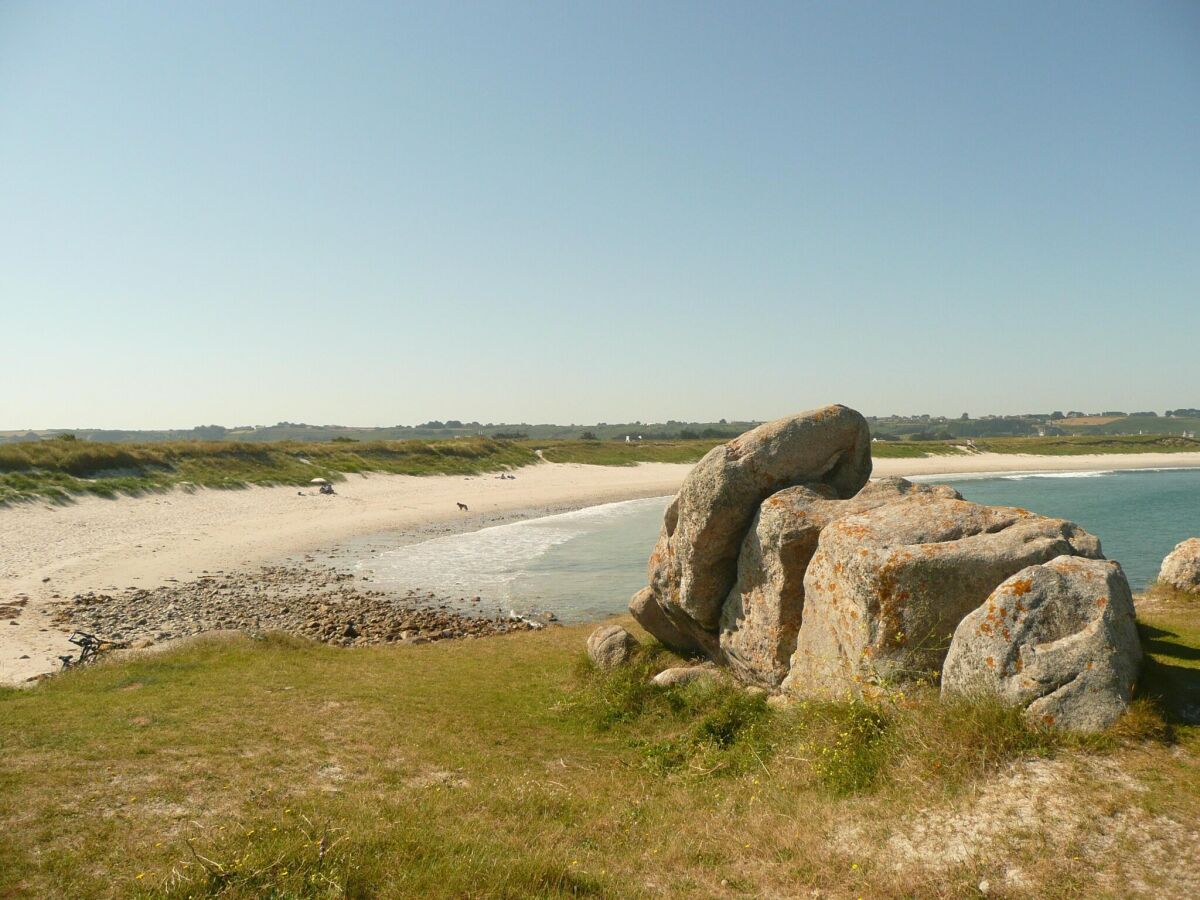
[[782, 496, 1104, 698], [942, 556, 1142, 732], [718, 477, 962, 687], [1158, 537, 1200, 594], [586, 624, 638, 670], [631, 405, 872, 651]]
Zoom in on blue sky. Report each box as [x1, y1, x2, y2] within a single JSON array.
[[2, 1, 1197, 428]]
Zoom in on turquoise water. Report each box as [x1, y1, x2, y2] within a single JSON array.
[[361, 469, 1200, 622], [931, 467, 1200, 589]]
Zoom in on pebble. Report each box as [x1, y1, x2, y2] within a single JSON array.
[[50, 563, 554, 649]]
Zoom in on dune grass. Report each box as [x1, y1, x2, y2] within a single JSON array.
[[867, 441, 965, 458], [0, 603, 1195, 898], [535, 440, 723, 466], [5, 432, 1200, 505], [0, 437, 536, 504]]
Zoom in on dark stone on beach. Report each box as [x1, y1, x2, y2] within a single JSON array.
[[50, 562, 536, 652]]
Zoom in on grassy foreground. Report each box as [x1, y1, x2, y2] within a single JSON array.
[[1, 597, 1198, 898]]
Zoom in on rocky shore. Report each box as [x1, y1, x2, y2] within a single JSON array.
[[49, 563, 553, 653]]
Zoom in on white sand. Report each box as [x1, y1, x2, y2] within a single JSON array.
[[871, 450, 1200, 479], [0, 462, 687, 683], [4, 451, 1200, 683]]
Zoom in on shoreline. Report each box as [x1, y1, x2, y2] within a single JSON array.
[[0, 461, 689, 684], [870, 450, 1200, 478], [5, 451, 1200, 684]]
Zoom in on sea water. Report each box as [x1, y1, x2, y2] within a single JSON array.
[[358, 468, 1200, 622], [358, 497, 671, 622], [936, 467, 1200, 588]]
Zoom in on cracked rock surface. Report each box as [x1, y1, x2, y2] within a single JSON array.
[[942, 555, 1142, 731]]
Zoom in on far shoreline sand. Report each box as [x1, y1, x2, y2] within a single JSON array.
[[4, 451, 1200, 684]]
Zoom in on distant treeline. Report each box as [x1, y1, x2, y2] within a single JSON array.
[[0, 420, 757, 445], [5, 409, 1200, 446]]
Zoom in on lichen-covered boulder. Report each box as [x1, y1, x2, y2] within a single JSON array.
[[942, 556, 1142, 732], [631, 405, 872, 651], [783, 496, 1104, 698], [718, 477, 961, 687], [586, 624, 638, 670], [1158, 537, 1200, 594]]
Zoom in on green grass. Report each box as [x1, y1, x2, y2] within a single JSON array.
[[971, 434, 1200, 455], [0, 608, 1194, 898], [868, 441, 965, 458], [1136, 584, 1200, 725], [0, 437, 536, 504], [536, 440, 723, 466]]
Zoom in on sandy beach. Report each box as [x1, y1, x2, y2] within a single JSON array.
[[4, 450, 1200, 684]]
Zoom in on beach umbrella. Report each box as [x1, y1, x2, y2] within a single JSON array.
[[310, 477, 330, 485]]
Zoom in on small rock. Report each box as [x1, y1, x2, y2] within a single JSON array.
[[586, 625, 638, 670], [1158, 537, 1200, 594], [652, 666, 720, 688]]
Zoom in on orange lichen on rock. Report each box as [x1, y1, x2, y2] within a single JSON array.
[[1008, 578, 1034, 597]]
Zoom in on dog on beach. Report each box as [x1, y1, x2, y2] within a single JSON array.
[[456, 502, 468, 511]]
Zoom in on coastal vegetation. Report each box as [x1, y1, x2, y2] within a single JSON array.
[[0, 599, 1194, 898], [0, 436, 535, 504], [6, 410, 1200, 447], [536, 439, 721, 466], [3, 433, 1200, 505]]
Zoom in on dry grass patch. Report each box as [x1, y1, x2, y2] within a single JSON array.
[[0, 612, 1196, 898]]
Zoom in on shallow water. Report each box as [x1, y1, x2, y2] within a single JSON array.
[[357, 497, 670, 622], [357, 468, 1200, 622], [935, 467, 1200, 589]]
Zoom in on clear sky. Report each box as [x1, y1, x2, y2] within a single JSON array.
[[2, 1, 1197, 429]]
